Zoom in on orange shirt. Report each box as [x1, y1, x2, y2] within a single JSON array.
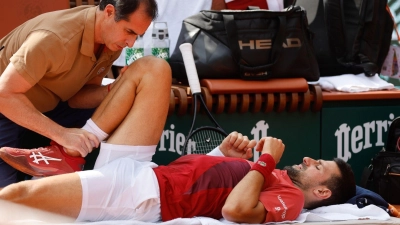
[[0, 6, 121, 112]]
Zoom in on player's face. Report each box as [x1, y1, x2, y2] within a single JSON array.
[[101, 4, 151, 51], [285, 157, 340, 190]]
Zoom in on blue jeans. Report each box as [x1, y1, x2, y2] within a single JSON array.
[[0, 101, 95, 187]]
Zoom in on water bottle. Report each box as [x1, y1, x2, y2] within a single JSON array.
[[151, 22, 170, 61], [125, 35, 144, 66]]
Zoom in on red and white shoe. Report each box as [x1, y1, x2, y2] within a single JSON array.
[[0, 141, 85, 177]]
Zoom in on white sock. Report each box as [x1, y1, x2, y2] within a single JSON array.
[[82, 119, 109, 142]]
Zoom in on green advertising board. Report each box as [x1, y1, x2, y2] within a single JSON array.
[[153, 110, 320, 170], [321, 100, 400, 185], [153, 98, 400, 186]]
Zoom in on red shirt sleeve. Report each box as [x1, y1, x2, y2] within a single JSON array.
[[258, 170, 304, 222]]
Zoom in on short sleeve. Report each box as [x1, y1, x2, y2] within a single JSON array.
[[10, 31, 66, 85], [259, 172, 304, 222]]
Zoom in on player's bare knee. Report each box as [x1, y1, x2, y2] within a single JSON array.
[[123, 56, 171, 83], [0, 181, 30, 202], [145, 56, 171, 80]]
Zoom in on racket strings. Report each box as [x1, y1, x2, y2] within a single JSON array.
[[188, 130, 226, 154]]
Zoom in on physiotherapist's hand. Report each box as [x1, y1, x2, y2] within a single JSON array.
[[219, 131, 256, 159], [57, 128, 99, 157], [255, 137, 285, 164]]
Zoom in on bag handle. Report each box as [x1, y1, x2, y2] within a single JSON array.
[[222, 13, 287, 76]]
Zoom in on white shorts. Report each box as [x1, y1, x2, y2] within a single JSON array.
[[76, 143, 161, 222]]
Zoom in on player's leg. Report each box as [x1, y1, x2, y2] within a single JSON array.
[[0, 156, 161, 222], [91, 56, 171, 145], [0, 172, 82, 219], [91, 56, 171, 167]]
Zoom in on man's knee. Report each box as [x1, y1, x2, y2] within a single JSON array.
[[124, 56, 172, 81], [0, 181, 29, 203]]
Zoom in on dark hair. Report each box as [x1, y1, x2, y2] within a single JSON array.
[[307, 158, 356, 209], [99, 0, 158, 22]]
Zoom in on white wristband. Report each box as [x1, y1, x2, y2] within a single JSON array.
[[207, 146, 225, 156]]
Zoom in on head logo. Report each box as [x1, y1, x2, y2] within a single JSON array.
[[238, 38, 302, 50]]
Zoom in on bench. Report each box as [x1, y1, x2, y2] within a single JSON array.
[[169, 78, 323, 116]]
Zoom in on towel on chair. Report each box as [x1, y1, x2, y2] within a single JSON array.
[[317, 73, 394, 92]]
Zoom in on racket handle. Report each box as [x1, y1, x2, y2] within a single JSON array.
[[179, 43, 201, 94]]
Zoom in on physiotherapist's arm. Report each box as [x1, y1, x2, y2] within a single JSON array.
[[67, 73, 109, 109], [68, 65, 128, 109], [0, 63, 99, 156], [0, 63, 61, 137], [207, 131, 255, 158]]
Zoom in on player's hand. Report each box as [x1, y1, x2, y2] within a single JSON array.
[[219, 131, 256, 159], [56, 128, 100, 157], [255, 137, 285, 164]]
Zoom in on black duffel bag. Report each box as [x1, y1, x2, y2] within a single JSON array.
[[169, 5, 320, 81], [362, 117, 400, 204], [367, 151, 400, 204]]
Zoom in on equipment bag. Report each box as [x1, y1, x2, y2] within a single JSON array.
[[362, 117, 400, 204], [367, 151, 400, 204], [169, 5, 320, 81], [295, 0, 394, 76]]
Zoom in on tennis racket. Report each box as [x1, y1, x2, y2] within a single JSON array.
[[179, 43, 228, 155]]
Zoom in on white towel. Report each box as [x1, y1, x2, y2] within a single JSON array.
[[297, 203, 390, 222], [0, 201, 390, 224], [317, 73, 395, 93], [267, 0, 284, 11]]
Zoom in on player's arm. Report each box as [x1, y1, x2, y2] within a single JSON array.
[[222, 137, 285, 223], [207, 131, 255, 159]]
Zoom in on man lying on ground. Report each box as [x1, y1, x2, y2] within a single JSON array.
[[0, 56, 355, 222], [0, 133, 355, 223]]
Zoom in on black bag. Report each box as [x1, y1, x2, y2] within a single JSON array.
[[367, 151, 400, 204], [362, 117, 400, 204], [295, 0, 394, 77], [169, 6, 320, 81]]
